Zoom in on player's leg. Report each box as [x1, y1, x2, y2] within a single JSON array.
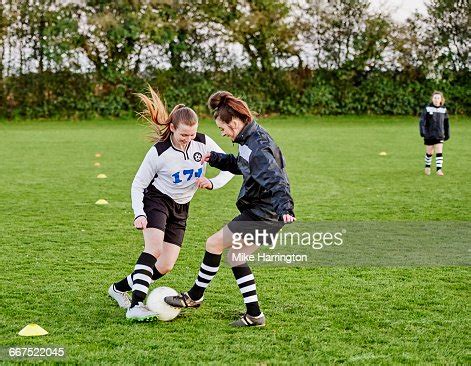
[[228, 231, 265, 327], [165, 211, 270, 324], [424, 144, 434, 175], [154, 241, 181, 278], [125, 228, 164, 320], [121, 240, 180, 293], [110, 195, 170, 315], [187, 219, 268, 327], [112, 232, 163, 294], [154, 202, 187, 278], [435, 143, 444, 175], [113, 197, 183, 296], [165, 227, 231, 308], [228, 219, 283, 327], [165, 212, 268, 326]]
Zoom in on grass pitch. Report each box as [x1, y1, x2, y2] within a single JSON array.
[[0, 116, 469, 364]]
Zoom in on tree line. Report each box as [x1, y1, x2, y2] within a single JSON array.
[[0, 0, 469, 119]]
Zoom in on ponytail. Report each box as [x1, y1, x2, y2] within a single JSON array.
[[207, 91, 253, 124], [136, 85, 198, 143]]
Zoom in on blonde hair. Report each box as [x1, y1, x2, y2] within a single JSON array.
[[431, 91, 445, 106], [136, 85, 198, 143]]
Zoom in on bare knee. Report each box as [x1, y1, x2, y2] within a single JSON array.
[[156, 260, 174, 274], [206, 235, 223, 254], [143, 229, 164, 258]]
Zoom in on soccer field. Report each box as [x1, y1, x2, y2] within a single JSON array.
[[0, 116, 469, 364]]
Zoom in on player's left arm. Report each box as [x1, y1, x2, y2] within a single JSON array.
[[249, 146, 295, 222], [197, 135, 235, 190]]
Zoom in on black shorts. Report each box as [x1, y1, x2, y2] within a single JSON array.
[[424, 138, 444, 145], [225, 211, 284, 267], [227, 211, 284, 243], [142, 186, 189, 246]]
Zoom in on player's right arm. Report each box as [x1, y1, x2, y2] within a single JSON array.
[[444, 109, 450, 141], [131, 147, 162, 229], [419, 106, 427, 137]]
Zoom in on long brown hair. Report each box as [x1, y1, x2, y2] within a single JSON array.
[[136, 85, 198, 142], [207, 91, 253, 124]]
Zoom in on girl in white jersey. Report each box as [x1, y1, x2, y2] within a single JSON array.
[[108, 86, 233, 320]]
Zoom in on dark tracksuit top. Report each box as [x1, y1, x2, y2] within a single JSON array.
[[208, 121, 295, 222], [419, 103, 450, 141]]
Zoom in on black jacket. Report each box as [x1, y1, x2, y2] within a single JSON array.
[[209, 121, 295, 221], [419, 103, 450, 140]]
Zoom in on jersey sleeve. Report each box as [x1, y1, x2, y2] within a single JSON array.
[[131, 147, 161, 219], [419, 107, 427, 137], [204, 135, 235, 189], [444, 110, 450, 140], [208, 152, 242, 175]]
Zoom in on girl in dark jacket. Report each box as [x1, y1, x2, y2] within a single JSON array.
[[419, 91, 450, 176], [165, 91, 295, 327]]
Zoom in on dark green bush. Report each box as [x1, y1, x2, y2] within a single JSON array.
[[1, 68, 469, 119]]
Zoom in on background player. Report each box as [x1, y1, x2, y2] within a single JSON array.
[[420, 91, 450, 176]]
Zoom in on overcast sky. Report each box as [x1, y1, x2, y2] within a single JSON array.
[[369, 0, 428, 22]]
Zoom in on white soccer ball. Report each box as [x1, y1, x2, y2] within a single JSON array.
[[146, 286, 181, 321]]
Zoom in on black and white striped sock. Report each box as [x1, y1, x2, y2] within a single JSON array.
[[130, 252, 157, 307], [425, 153, 432, 168], [114, 274, 134, 292], [114, 266, 164, 293], [436, 153, 443, 170], [152, 267, 165, 281], [187, 251, 221, 301], [232, 264, 261, 317]]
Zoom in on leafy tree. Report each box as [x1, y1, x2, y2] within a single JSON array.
[[301, 0, 391, 72], [79, 0, 148, 77], [0, 0, 10, 78], [206, 0, 300, 72], [425, 0, 470, 73], [392, 0, 470, 78]]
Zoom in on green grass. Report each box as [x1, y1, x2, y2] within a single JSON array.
[[0, 116, 470, 364]]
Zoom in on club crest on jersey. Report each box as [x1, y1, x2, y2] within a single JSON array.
[[193, 152, 202, 162]]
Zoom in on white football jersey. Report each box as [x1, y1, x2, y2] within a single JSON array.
[[131, 133, 233, 218]]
